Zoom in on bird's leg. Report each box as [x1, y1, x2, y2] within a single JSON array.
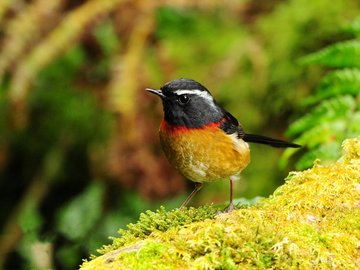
[[225, 176, 236, 212], [179, 182, 203, 209]]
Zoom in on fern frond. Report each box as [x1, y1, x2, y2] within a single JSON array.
[[279, 122, 338, 169], [347, 111, 360, 136], [286, 95, 356, 136], [299, 40, 360, 68], [281, 117, 355, 169], [295, 142, 341, 170], [295, 120, 346, 148], [285, 17, 360, 170], [303, 68, 360, 105], [343, 16, 360, 36]]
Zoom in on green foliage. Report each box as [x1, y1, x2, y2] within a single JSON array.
[[300, 40, 360, 68], [256, 0, 359, 118], [93, 21, 120, 57], [283, 18, 360, 169], [18, 201, 43, 239], [57, 182, 105, 240], [303, 69, 360, 104], [29, 88, 111, 149], [343, 16, 360, 35], [0, 40, 115, 269]]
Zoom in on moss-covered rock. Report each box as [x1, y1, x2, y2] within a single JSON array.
[[80, 137, 360, 269]]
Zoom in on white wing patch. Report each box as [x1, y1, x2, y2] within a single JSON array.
[[229, 133, 249, 153]]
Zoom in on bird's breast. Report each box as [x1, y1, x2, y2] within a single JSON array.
[[159, 120, 250, 182]]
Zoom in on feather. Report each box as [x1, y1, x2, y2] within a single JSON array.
[[219, 110, 245, 138], [243, 134, 301, 148]]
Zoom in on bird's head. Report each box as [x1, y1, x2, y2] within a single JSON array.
[[146, 78, 224, 128]]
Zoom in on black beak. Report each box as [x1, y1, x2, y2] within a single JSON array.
[[146, 88, 165, 98]]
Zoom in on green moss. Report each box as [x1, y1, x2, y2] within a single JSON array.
[[80, 137, 360, 269], [98, 205, 218, 255]]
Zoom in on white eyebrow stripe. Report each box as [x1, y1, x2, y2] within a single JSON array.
[[173, 89, 213, 102]]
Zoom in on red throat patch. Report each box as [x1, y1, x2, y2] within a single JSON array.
[[160, 118, 223, 135]]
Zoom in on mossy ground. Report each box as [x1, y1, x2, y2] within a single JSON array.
[[80, 138, 360, 269]]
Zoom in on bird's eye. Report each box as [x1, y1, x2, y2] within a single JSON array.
[[178, 94, 190, 105]]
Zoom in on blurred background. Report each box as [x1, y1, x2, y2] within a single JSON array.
[[0, 0, 359, 269]]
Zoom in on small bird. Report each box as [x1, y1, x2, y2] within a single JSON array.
[[147, 78, 300, 212]]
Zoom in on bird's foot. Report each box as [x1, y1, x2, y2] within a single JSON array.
[[216, 203, 235, 215], [224, 202, 235, 213]]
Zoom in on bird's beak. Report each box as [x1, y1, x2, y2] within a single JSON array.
[[146, 88, 165, 98]]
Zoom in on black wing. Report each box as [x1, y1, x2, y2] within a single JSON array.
[[243, 134, 301, 148], [219, 109, 300, 148], [219, 110, 245, 138]]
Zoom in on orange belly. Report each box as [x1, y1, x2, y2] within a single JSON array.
[[159, 124, 250, 182]]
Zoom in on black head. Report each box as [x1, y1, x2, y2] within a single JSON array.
[[146, 78, 224, 128]]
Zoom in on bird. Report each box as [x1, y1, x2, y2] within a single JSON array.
[[146, 78, 300, 212]]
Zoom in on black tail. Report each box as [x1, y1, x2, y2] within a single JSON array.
[[243, 134, 301, 148]]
